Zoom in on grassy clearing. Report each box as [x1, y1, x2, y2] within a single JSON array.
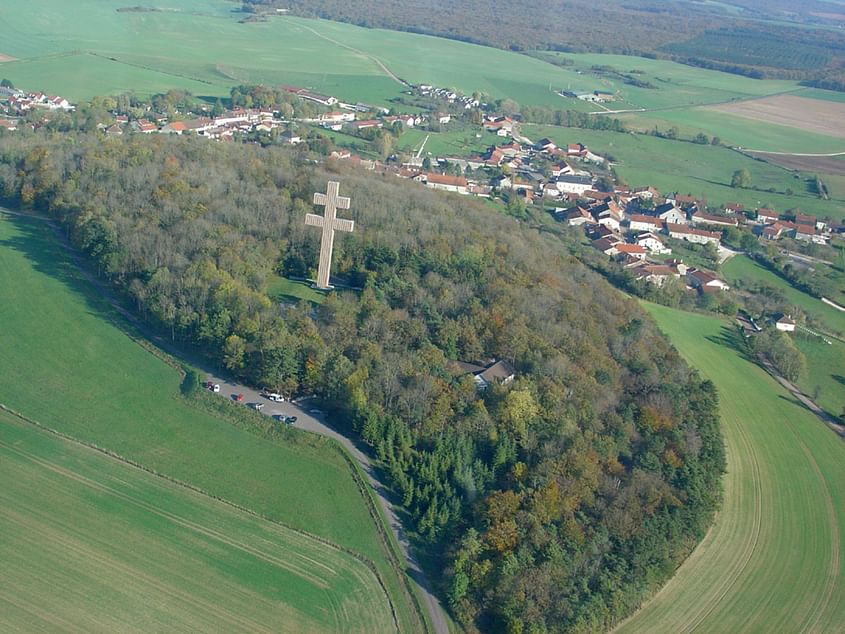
[[0, 411, 394, 633], [722, 255, 845, 336], [524, 124, 845, 219], [616, 303, 845, 633], [396, 126, 502, 157], [0, 210, 420, 632], [267, 275, 327, 305]]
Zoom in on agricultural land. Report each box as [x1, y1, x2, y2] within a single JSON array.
[[4, 0, 845, 206], [0, 409, 394, 633], [616, 303, 845, 633], [0, 210, 420, 633]]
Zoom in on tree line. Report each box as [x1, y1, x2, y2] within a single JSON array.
[[0, 130, 725, 632]]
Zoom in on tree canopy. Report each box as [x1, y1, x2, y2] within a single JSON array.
[[0, 131, 725, 632]]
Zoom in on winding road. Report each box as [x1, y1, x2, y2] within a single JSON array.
[[204, 377, 450, 634]]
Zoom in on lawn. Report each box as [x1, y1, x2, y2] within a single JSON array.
[[794, 334, 845, 419], [0, 411, 394, 633], [396, 126, 502, 157], [616, 303, 845, 633], [722, 254, 845, 336], [524, 124, 845, 219], [267, 274, 327, 305], [0, 210, 421, 633]]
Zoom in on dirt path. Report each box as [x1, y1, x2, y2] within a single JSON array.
[[757, 355, 845, 440], [2, 208, 447, 634], [296, 22, 409, 88]]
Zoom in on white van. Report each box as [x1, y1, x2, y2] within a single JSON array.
[[267, 393, 284, 402]]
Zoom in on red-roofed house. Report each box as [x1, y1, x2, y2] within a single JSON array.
[[687, 269, 730, 292], [615, 243, 647, 260], [667, 223, 721, 245], [424, 173, 468, 194], [757, 208, 780, 224]]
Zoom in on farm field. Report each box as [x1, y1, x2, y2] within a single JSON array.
[[722, 255, 845, 336], [0, 210, 421, 633], [705, 95, 845, 140], [618, 107, 845, 155], [0, 410, 394, 633], [616, 303, 845, 633], [524, 124, 845, 219], [0, 0, 586, 107], [538, 51, 803, 110], [0, 0, 825, 117]]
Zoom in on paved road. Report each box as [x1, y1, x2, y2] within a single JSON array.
[[3, 209, 448, 634], [202, 376, 449, 634]]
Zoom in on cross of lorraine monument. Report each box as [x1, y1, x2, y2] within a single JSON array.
[[306, 181, 354, 290]]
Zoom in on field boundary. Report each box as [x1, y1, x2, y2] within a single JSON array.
[[0, 403, 401, 633]]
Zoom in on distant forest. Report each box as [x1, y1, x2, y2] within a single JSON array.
[[242, 0, 845, 88], [0, 131, 724, 632]]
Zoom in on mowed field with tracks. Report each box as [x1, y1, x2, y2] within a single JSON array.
[[0, 209, 418, 631], [0, 411, 394, 633], [615, 304, 845, 633]]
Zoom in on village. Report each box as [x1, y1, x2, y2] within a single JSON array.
[[1, 80, 841, 308]]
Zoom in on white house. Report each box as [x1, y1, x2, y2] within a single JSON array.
[[636, 232, 671, 254], [691, 212, 738, 228], [555, 175, 593, 195], [775, 316, 796, 332], [655, 203, 687, 225], [666, 223, 721, 245], [424, 173, 468, 194], [628, 214, 664, 233], [473, 360, 516, 390]]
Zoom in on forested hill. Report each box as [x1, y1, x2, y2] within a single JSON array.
[[0, 132, 725, 632]]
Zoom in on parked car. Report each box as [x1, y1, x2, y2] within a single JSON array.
[[212, 384, 220, 393], [252, 403, 264, 411], [267, 392, 284, 402], [234, 393, 244, 402], [286, 416, 297, 424]]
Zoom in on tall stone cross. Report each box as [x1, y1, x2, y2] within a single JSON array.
[[305, 181, 354, 290]]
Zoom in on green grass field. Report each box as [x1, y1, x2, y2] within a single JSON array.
[[0, 210, 420, 632], [616, 303, 845, 633], [396, 126, 502, 158], [540, 52, 802, 110], [0, 0, 830, 119], [267, 275, 327, 305], [619, 108, 845, 155], [794, 335, 845, 419], [0, 410, 394, 633], [524, 124, 845, 219], [722, 255, 845, 336]]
